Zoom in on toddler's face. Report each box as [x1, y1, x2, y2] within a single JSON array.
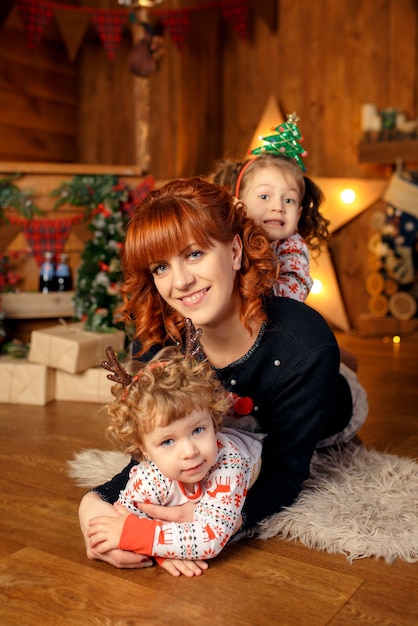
[[141, 408, 218, 490], [240, 167, 302, 242]]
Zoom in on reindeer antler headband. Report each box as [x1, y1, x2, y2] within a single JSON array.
[[101, 318, 204, 388]]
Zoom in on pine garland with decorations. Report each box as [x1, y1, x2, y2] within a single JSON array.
[[52, 175, 153, 333], [0, 174, 41, 222]]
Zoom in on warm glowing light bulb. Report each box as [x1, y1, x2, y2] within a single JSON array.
[[340, 189, 356, 204], [392, 335, 401, 344], [311, 278, 323, 294]]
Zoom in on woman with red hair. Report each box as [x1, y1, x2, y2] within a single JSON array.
[[79, 177, 367, 571]]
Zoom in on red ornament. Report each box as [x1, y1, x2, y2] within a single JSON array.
[[233, 395, 254, 416]]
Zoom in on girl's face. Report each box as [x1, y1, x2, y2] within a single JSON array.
[[149, 235, 243, 330], [240, 166, 303, 242], [141, 408, 218, 489]]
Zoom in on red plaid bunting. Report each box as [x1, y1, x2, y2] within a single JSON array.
[[159, 10, 190, 53], [91, 11, 128, 61], [221, 0, 250, 40], [8, 216, 82, 266], [17, 0, 53, 49], [123, 175, 155, 216]]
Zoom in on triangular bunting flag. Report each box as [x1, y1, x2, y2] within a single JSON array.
[[91, 10, 128, 61], [247, 0, 278, 33], [159, 10, 190, 53], [17, 0, 53, 49], [54, 8, 90, 62], [8, 216, 82, 266], [221, 0, 250, 40]]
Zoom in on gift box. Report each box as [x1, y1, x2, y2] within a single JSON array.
[[55, 367, 114, 403], [0, 356, 55, 405], [28, 322, 125, 374]]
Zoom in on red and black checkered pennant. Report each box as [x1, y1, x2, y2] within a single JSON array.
[[17, 0, 54, 49], [8, 216, 82, 266], [221, 0, 250, 40], [91, 11, 128, 61], [159, 10, 190, 53]]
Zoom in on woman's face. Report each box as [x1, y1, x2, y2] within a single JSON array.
[[149, 235, 243, 329]]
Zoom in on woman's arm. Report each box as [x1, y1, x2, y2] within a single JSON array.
[[78, 491, 153, 568]]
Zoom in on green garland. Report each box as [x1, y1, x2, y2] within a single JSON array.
[[0, 174, 41, 222]]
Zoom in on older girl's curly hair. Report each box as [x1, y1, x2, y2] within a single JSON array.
[[105, 346, 231, 460], [118, 176, 277, 355], [211, 154, 330, 257]]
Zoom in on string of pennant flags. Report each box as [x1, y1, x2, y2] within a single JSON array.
[[16, 0, 251, 59]]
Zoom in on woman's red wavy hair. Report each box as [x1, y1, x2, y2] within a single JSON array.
[[119, 177, 276, 355]]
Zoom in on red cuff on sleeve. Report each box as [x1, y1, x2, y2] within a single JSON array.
[[119, 514, 157, 555]]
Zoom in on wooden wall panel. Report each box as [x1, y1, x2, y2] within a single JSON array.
[[0, 1, 417, 177], [148, 7, 222, 179], [77, 34, 137, 166], [387, 0, 417, 119], [219, 0, 417, 180], [0, 7, 78, 163]]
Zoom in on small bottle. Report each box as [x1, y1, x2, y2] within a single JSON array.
[[39, 251, 56, 294], [55, 253, 73, 291]]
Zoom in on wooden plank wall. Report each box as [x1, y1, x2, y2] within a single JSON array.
[[0, 1, 137, 167], [0, 0, 416, 178], [217, 0, 418, 180], [0, 6, 78, 163]]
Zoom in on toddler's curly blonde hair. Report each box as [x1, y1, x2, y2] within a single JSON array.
[[105, 346, 231, 460]]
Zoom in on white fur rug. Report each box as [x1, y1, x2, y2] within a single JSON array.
[[68, 442, 418, 564]]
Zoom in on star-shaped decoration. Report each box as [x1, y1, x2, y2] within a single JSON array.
[[306, 178, 387, 331]]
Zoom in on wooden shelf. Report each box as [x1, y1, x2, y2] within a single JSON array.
[[358, 139, 418, 164], [1, 291, 74, 319]]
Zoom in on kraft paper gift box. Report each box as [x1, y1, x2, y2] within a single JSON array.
[[28, 322, 125, 374], [0, 356, 55, 406], [55, 367, 114, 403]]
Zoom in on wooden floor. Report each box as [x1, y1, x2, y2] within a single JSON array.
[[0, 331, 417, 626]]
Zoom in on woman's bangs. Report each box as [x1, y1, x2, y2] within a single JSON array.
[[138, 201, 212, 265]]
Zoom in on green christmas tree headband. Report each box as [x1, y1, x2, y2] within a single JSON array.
[[235, 112, 308, 197]]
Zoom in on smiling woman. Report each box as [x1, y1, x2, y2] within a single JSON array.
[[78, 176, 368, 574]]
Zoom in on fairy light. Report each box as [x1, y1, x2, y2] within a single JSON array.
[[340, 188, 356, 205], [392, 335, 401, 344], [310, 278, 323, 294]]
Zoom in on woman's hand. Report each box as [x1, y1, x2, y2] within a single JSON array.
[[160, 558, 208, 577], [87, 503, 130, 553], [79, 492, 152, 569]]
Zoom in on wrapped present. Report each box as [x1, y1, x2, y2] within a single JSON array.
[[55, 367, 114, 403], [28, 322, 125, 374], [0, 356, 55, 406]]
